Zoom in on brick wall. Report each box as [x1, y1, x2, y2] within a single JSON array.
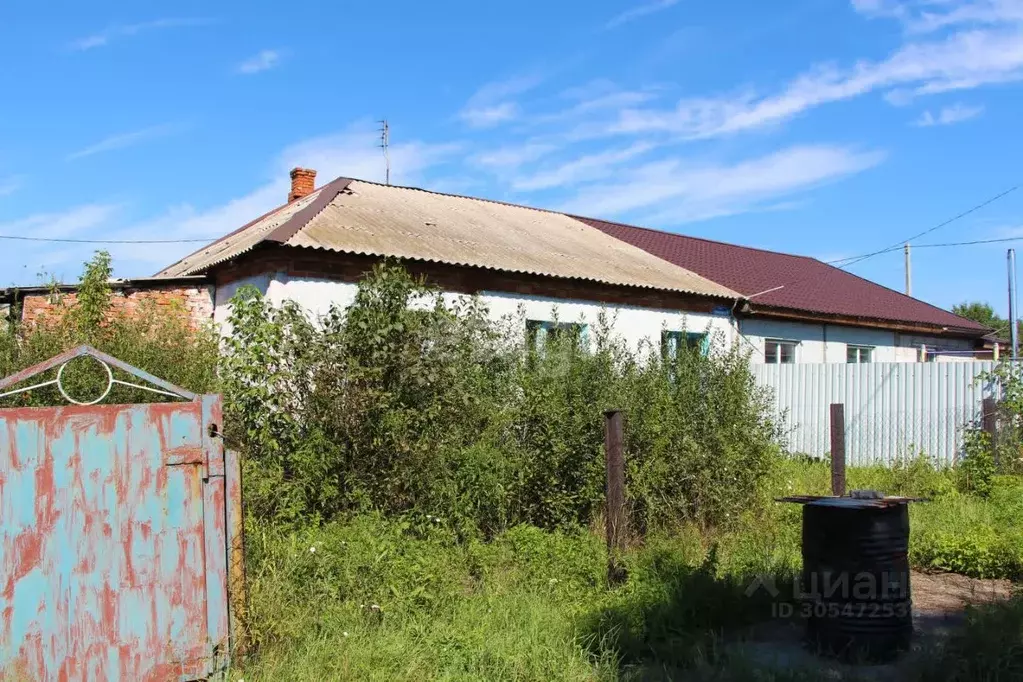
[[17, 283, 214, 328]]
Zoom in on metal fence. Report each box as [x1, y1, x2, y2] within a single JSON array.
[[752, 362, 999, 466]]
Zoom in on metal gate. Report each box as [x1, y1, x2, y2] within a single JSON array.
[[0, 346, 241, 681]]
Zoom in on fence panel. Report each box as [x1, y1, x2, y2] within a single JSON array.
[[752, 362, 998, 466]]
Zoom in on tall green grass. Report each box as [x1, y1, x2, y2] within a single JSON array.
[[237, 463, 1023, 681]]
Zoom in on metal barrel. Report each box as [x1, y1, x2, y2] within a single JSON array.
[[801, 499, 913, 661]]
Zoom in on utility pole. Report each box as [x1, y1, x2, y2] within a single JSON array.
[[904, 243, 912, 296], [1010, 249, 1019, 359]]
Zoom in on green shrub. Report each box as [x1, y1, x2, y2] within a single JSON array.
[[0, 251, 219, 406], [959, 429, 996, 497], [223, 263, 779, 534]]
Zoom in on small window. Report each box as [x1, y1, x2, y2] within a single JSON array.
[[765, 339, 796, 364], [526, 320, 586, 351], [662, 331, 709, 358], [846, 345, 872, 364]]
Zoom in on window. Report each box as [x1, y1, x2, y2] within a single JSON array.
[[526, 320, 587, 351], [765, 339, 796, 364], [846, 345, 872, 364], [661, 331, 709, 358]]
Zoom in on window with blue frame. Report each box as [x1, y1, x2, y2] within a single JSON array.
[[661, 330, 710, 358], [526, 320, 588, 351]]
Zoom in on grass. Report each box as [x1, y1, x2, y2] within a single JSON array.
[[234, 461, 1023, 681]]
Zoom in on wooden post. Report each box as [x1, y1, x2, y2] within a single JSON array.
[[604, 410, 628, 585], [830, 403, 846, 497]]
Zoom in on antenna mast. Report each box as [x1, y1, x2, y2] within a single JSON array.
[[379, 119, 390, 185]]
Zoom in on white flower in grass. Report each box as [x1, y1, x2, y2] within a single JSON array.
[[343, 631, 349, 637], [309, 546, 317, 554]]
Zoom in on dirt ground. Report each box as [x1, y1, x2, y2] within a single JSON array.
[[716, 571, 1015, 681]]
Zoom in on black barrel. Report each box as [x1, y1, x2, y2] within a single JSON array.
[[801, 499, 912, 661]]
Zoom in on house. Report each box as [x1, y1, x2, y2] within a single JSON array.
[[4, 168, 991, 362], [153, 169, 743, 352], [576, 217, 991, 363]]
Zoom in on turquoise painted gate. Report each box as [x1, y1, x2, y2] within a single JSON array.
[[0, 346, 241, 681]]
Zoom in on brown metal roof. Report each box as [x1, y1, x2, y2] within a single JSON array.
[[578, 216, 990, 335], [157, 178, 740, 299]]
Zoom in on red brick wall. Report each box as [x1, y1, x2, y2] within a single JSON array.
[[18, 283, 214, 328]]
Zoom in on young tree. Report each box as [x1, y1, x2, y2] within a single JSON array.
[[953, 301, 1003, 331]]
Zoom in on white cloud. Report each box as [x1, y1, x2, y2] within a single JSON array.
[[461, 103, 519, 128], [511, 143, 654, 191], [605, 0, 680, 29], [607, 24, 1023, 138], [67, 123, 186, 161], [913, 102, 985, 125], [0, 204, 121, 240], [69, 18, 212, 51], [852, 0, 1023, 33], [557, 145, 885, 223], [237, 49, 282, 75], [458, 75, 542, 128]]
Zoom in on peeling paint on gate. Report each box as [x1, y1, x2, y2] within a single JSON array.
[[0, 348, 239, 681]]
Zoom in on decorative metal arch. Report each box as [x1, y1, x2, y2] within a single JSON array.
[[0, 345, 198, 405]]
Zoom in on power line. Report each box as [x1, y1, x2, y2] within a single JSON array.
[[829, 184, 1020, 270], [825, 235, 1023, 266], [748, 183, 1021, 299], [0, 234, 215, 244]]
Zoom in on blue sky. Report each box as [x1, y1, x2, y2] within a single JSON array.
[[2, 0, 1023, 315]]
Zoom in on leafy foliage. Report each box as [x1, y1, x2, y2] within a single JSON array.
[[952, 300, 1006, 333], [222, 262, 780, 534], [0, 251, 219, 406]]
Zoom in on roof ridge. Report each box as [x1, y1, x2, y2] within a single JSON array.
[[265, 177, 354, 243], [154, 194, 304, 277], [346, 176, 564, 217]]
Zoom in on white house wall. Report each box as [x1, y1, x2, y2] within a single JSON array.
[[475, 291, 736, 352], [213, 272, 975, 362], [740, 318, 976, 364], [213, 273, 737, 353]]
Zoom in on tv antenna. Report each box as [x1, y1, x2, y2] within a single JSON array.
[[379, 119, 390, 185]]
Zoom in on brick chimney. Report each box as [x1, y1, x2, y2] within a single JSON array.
[[289, 167, 317, 202]]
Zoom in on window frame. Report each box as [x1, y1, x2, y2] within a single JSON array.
[[764, 338, 797, 364], [661, 330, 710, 359], [525, 319, 588, 352], [846, 345, 873, 364]]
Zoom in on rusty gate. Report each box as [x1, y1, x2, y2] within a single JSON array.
[[0, 346, 242, 681]]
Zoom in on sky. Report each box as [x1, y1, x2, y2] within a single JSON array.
[[2, 0, 1023, 315]]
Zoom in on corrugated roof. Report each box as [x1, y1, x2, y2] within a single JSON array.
[[157, 186, 330, 278], [577, 216, 989, 334], [158, 178, 739, 299]]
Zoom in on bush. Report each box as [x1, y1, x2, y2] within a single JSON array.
[[222, 263, 780, 535]]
